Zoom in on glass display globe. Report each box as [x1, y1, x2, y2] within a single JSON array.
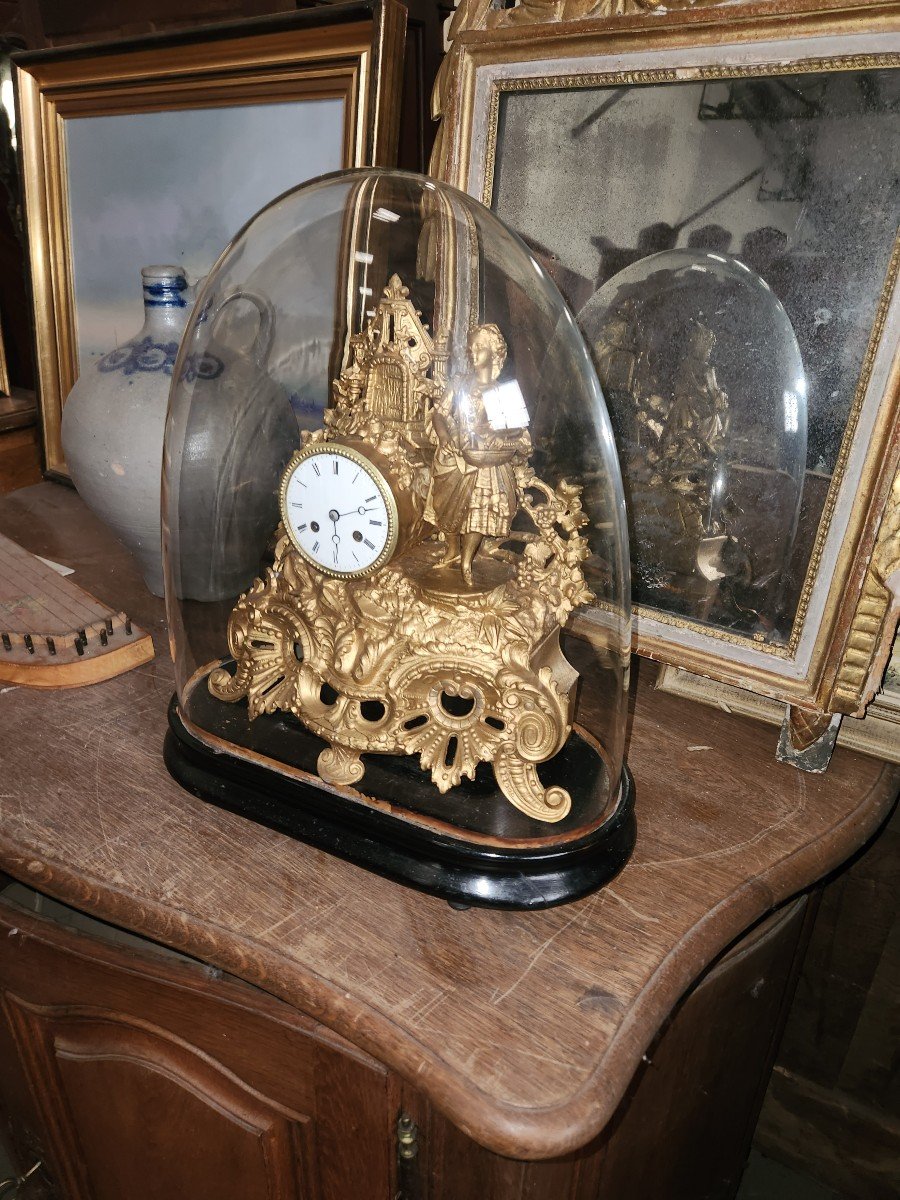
[[578, 249, 807, 643], [163, 168, 633, 908]]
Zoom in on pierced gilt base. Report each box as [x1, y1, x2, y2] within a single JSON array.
[[211, 523, 595, 825], [209, 449, 595, 825], [209, 541, 578, 823]]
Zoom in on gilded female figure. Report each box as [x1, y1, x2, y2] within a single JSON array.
[[425, 324, 531, 585]]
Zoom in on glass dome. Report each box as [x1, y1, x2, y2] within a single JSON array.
[[579, 249, 807, 643], [163, 169, 632, 907]]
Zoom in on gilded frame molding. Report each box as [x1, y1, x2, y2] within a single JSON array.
[[15, 1, 406, 478], [657, 654, 900, 764], [432, 0, 900, 718]]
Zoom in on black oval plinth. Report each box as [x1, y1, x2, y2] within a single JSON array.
[[164, 697, 636, 911]]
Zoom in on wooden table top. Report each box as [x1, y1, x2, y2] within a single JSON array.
[[0, 482, 896, 1160]]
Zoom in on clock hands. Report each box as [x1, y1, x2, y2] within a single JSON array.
[[315, 504, 383, 570], [323, 507, 377, 527], [336, 506, 378, 518]]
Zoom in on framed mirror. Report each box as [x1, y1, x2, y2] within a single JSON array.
[[434, 0, 900, 719]]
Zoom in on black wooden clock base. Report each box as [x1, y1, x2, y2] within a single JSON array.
[[165, 697, 636, 911]]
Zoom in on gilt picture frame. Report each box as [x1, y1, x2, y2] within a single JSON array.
[[433, 0, 900, 723], [656, 637, 900, 765], [15, 1, 406, 478]]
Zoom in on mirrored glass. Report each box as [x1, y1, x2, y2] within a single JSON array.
[[579, 249, 807, 641]]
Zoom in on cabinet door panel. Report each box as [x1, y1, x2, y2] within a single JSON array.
[[0, 899, 393, 1200], [5, 998, 312, 1200]]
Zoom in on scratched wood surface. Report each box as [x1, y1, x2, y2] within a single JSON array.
[[0, 482, 896, 1161]]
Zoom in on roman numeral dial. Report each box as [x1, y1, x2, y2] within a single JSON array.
[[280, 444, 397, 578]]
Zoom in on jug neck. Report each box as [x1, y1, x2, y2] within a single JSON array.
[[139, 266, 193, 337]]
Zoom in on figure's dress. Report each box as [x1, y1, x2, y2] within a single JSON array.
[[425, 386, 530, 538]]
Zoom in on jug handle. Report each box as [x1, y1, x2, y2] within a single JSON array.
[[208, 289, 275, 368]]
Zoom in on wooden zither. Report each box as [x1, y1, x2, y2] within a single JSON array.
[[0, 532, 154, 687]]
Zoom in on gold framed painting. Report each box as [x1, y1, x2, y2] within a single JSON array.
[[433, 0, 900, 727], [15, 1, 406, 478]]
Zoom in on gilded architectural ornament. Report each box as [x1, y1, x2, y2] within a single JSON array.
[[210, 276, 594, 823], [491, 0, 673, 23]]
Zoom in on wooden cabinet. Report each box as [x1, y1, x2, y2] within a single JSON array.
[[0, 890, 395, 1200], [0, 882, 814, 1200], [0, 485, 895, 1199], [406, 894, 816, 1200]]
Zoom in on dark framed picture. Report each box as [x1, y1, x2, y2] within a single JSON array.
[[16, 2, 406, 476]]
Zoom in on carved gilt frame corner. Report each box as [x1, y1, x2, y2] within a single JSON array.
[[429, 0, 900, 719]]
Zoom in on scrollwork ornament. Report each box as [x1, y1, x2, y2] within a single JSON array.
[[210, 278, 596, 824], [210, 472, 592, 822]]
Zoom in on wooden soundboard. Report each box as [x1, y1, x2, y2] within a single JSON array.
[[0, 532, 154, 687]]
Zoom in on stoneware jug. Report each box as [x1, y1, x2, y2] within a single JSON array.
[[62, 265, 198, 595]]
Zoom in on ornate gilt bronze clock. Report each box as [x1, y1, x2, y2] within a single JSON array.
[[163, 170, 635, 909]]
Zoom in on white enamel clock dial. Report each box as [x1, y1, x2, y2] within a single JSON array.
[[280, 444, 398, 578]]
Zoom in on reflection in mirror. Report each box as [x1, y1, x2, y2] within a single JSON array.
[[579, 250, 807, 641], [491, 64, 900, 644]]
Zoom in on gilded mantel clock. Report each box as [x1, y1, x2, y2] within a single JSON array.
[[163, 170, 635, 909]]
